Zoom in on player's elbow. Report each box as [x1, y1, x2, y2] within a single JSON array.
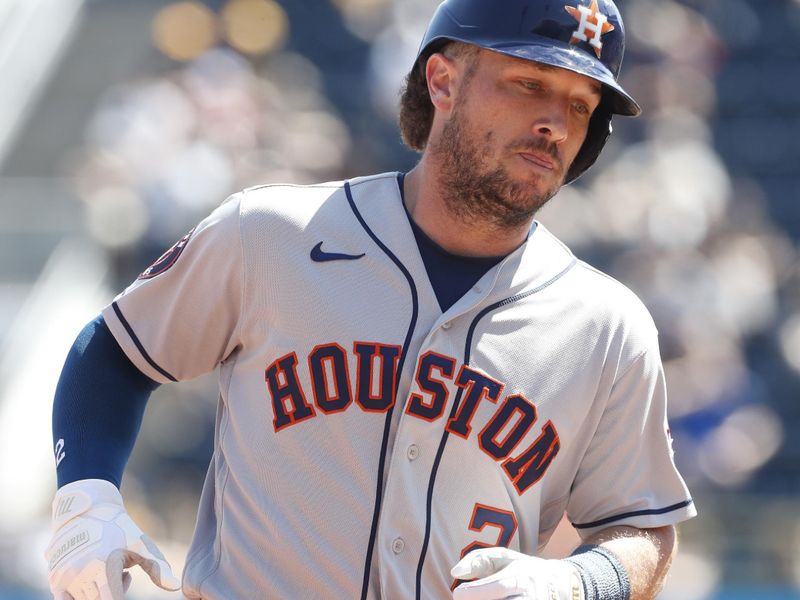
[[649, 525, 678, 598]]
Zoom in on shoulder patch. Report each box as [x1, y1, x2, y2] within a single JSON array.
[[138, 228, 195, 280]]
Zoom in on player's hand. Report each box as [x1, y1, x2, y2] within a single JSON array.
[[44, 479, 181, 600], [450, 546, 584, 600]]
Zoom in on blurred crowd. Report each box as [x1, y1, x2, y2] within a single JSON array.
[[1, 0, 799, 598]]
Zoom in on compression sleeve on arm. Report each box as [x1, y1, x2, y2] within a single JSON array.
[[53, 315, 160, 488]]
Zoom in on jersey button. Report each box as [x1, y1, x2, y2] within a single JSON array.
[[407, 444, 419, 461], [442, 321, 452, 330], [392, 538, 405, 554]]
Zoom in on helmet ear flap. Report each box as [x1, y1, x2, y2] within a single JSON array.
[[565, 101, 613, 184]]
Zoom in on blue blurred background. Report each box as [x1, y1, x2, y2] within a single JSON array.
[[0, 0, 799, 598]]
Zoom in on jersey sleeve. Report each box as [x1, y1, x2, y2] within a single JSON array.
[[101, 194, 245, 383], [566, 337, 696, 536]]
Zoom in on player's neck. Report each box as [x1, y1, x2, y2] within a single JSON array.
[[403, 162, 533, 258]]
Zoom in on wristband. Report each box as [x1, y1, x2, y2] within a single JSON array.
[[565, 544, 631, 600]]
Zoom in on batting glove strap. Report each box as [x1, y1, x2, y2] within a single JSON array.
[[51, 479, 123, 529], [564, 545, 631, 600]]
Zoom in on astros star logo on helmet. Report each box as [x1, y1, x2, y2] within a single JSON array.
[[565, 0, 615, 58]]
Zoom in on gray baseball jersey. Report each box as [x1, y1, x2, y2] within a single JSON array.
[[102, 172, 695, 599]]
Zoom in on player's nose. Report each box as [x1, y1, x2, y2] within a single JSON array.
[[531, 99, 569, 143]]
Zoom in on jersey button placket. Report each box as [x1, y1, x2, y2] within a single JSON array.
[[442, 321, 452, 330]]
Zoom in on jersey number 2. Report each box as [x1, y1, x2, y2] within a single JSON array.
[[452, 503, 518, 591]]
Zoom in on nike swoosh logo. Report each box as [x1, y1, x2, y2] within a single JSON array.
[[310, 241, 365, 262]]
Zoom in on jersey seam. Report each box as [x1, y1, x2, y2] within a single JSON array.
[[195, 454, 231, 595], [608, 345, 651, 395], [195, 388, 235, 594], [193, 193, 244, 595], [574, 259, 633, 288], [349, 172, 399, 184], [230, 191, 248, 360], [196, 193, 245, 593], [242, 182, 343, 193]]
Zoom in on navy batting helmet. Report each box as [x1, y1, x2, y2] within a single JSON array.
[[416, 0, 641, 183]]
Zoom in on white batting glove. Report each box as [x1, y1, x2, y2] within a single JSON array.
[[451, 546, 584, 600], [44, 479, 181, 600]]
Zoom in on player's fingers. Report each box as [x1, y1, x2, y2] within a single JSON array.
[[96, 581, 116, 600], [451, 547, 527, 580], [136, 536, 181, 591], [103, 551, 126, 600], [97, 563, 130, 600], [68, 559, 106, 600], [141, 557, 181, 591], [62, 581, 86, 600], [86, 578, 103, 600], [138, 558, 181, 591], [77, 579, 100, 600], [121, 571, 132, 593]]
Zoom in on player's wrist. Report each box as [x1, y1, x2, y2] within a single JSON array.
[[52, 478, 124, 528], [564, 545, 631, 600], [543, 557, 585, 600]]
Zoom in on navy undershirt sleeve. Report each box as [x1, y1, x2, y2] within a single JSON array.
[[53, 315, 160, 488]]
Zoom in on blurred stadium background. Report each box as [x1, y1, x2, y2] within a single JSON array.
[[0, 0, 798, 598]]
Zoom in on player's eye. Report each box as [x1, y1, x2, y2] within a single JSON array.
[[520, 80, 543, 92], [572, 101, 591, 115]]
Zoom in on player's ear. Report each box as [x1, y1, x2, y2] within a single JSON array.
[[425, 52, 459, 113]]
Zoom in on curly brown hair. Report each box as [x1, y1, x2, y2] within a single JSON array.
[[398, 42, 479, 152]]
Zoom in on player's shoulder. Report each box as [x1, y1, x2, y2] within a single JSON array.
[[239, 179, 345, 216], [239, 172, 399, 205], [534, 225, 658, 342], [570, 257, 658, 345], [573, 259, 648, 306], [234, 172, 398, 222]]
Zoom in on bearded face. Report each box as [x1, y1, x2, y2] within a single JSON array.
[[425, 51, 600, 232], [430, 102, 566, 230]]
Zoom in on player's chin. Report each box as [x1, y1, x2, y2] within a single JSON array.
[[511, 169, 564, 201], [510, 155, 563, 189]]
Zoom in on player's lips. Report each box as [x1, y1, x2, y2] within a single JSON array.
[[518, 151, 555, 171]]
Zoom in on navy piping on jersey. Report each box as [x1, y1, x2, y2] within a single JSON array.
[[415, 256, 578, 600], [572, 499, 695, 530], [112, 301, 178, 382], [344, 180, 420, 600]]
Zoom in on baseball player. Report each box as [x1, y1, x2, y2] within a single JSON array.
[[45, 0, 696, 599]]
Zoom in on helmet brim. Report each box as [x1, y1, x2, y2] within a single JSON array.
[[424, 35, 642, 117]]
